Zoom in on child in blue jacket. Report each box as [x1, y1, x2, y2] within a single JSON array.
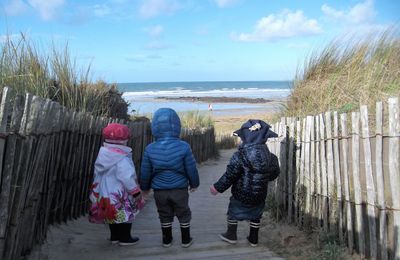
[[140, 108, 199, 248]]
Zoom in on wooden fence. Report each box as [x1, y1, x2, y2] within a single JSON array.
[[181, 127, 218, 163], [0, 87, 217, 259], [267, 97, 400, 259]]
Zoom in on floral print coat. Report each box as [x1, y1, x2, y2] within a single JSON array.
[[89, 143, 144, 224]]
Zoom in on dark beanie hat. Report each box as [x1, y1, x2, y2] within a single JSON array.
[[233, 119, 277, 144]]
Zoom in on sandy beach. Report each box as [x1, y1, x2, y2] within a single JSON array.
[[205, 99, 285, 135]]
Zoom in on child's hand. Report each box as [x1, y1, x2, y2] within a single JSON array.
[[136, 195, 145, 210], [210, 185, 218, 195], [142, 190, 151, 200]]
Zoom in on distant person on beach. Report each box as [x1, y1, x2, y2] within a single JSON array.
[[140, 108, 199, 248], [88, 123, 144, 246], [210, 119, 280, 247]]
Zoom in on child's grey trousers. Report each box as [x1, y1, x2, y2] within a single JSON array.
[[153, 188, 192, 224]]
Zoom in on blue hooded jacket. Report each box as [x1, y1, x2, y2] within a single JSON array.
[[140, 108, 200, 191]]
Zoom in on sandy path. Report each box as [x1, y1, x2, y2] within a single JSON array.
[[28, 150, 284, 260]]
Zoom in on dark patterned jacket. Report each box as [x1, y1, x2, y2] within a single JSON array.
[[213, 143, 280, 206]]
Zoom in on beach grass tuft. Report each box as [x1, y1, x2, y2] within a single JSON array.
[[179, 110, 214, 129], [0, 33, 128, 118], [284, 27, 400, 117]]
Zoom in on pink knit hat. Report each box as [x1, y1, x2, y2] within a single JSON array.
[[102, 123, 131, 144]]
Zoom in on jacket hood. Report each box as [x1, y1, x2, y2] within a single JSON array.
[[151, 108, 181, 139], [234, 119, 277, 145], [94, 143, 132, 175]]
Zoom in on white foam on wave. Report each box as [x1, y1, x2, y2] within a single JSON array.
[[122, 88, 291, 99]]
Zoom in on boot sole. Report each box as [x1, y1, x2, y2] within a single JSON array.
[[247, 238, 258, 247], [119, 241, 139, 246], [181, 239, 193, 248], [219, 234, 237, 244], [163, 239, 173, 248]]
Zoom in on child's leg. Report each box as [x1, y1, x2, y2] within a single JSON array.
[[173, 189, 192, 248], [160, 222, 173, 247], [109, 224, 119, 244], [247, 219, 260, 247], [220, 218, 238, 244], [154, 190, 175, 247], [118, 223, 139, 246]]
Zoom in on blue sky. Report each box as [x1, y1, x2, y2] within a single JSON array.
[[1, 0, 399, 83]]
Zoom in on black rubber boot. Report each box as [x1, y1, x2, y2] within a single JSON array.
[[109, 224, 119, 245], [247, 220, 260, 247], [161, 222, 173, 247], [119, 223, 139, 246], [180, 223, 193, 248], [219, 219, 237, 244]]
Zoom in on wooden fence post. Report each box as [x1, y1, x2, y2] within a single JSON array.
[[288, 122, 295, 223], [294, 119, 301, 225], [333, 111, 343, 242], [325, 112, 337, 234], [375, 101, 387, 260], [352, 111, 365, 257], [298, 118, 306, 227], [279, 120, 288, 213], [315, 115, 322, 227], [0, 87, 14, 259], [304, 116, 312, 229], [319, 113, 328, 232], [340, 113, 353, 253], [360, 105, 377, 259], [388, 97, 400, 260]]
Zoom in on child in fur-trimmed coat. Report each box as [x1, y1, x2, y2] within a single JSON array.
[[210, 119, 280, 247], [89, 123, 144, 246]]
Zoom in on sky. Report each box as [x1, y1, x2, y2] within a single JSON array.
[[0, 0, 399, 83]]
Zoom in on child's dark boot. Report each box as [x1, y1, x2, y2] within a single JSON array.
[[119, 223, 140, 246], [219, 219, 237, 244], [109, 224, 119, 245], [180, 223, 193, 248], [247, 220, 260, 247], [161, 222, 173, 247]]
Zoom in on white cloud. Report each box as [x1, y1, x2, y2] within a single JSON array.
[[231, 10, 322, 42], [214, 0, 236, 8], [4, 0, 28, 16], [93, 4, 112, 17], [321, 0, 376, 24], [146, 25, 164, 37], [27, 0, 65, 21], [139, 0, 180, 18]]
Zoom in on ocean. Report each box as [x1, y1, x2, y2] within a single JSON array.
[[118, 81, 292, 115]]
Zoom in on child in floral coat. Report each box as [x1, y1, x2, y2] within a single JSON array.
[[89, 123, 144, 246], [210, 119, 280, 247]]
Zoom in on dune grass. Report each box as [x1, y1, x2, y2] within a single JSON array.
[[0, 33, 128, 118], [284, 28, 400, 117], [179, 110, 214, 129]]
